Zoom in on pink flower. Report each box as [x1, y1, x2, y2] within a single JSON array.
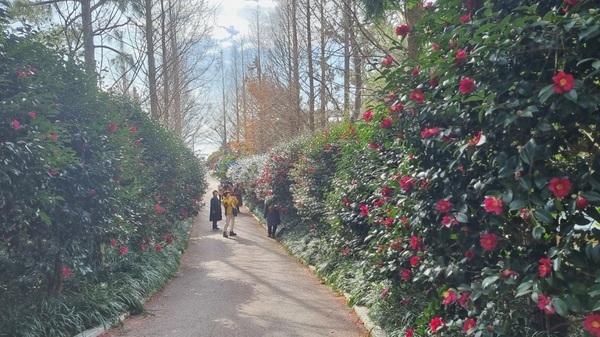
[[583, 314, 600, 337], [12, 119, 20, 130], [28, 111, 37, 119], [405, 328, 414, 337], [548, 177, 571, 198], [108, 123, 118, 132], [155, 244, 162, 251], [468, 131, 483, 146], [552, 71, 575, 93], [459, 78, 476, 94], [411, 67, 419, 76], [409, 256, 420, 267], [395, 24, 410, 37], [460, 13, 471, 23], [537, 294, 556, 314], [432, 43, 439, 51], [455, 49, 469, 63], [410, 89, 425, 103], [435, 199, 452, 213], [401, 268, 411, 281], [363, 110, 374, 122], [61, 267, 72, 277], [381, 55, 394, 67], [129, 125, 138, 133], [442, 289, 458, 305], [381, 287, 390, 299], [119, 245, 128, 256], [154, 204, 166, 213], [538, 258, 552, 277], [480, 233, 498, 251], [49, 133, 58, 141], [381, 117, 393, 129], [519, 208, 531, 220], [463, 318, 476, 332], [389, 103, 404, 113], [483, 196, 503, 215], [430, 316, 445, 332], [110, 238, 117, 246], [459, 291, 470, 308], [429, 77, 439, 87]]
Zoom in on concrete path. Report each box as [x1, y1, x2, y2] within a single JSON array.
[[98, 177, 369, 337]]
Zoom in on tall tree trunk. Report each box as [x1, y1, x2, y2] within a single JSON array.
[[291, 0, 301, 136], [160, 0, 169, 125], [351, 2, 362, 121], [319, 0, 327, 127], [170, 0, 181, 135], [306, 0, 315, 131], [80, 0, 95, 77], [342, 0, 351, 118], [404, 1, 423, 60], [145, 0, 159, 120], [221, 50, 227, 151]]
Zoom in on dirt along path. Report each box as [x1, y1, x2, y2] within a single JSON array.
[[98, 176, 369, 337]]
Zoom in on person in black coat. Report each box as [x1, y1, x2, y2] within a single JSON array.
[[209, 190, 222, 231], [263, 199, 281, 238]]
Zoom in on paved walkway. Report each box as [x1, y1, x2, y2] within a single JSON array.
[[98, 177, 369, 337]]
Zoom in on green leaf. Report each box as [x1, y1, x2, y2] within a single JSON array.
[[534, 209, 554, 224], [532, 225, 546, 240], [482, 275, 500, 289], [552, 298, 568, 317], [456, 212, 469, 223], [538, 84, 555, 103], [589, 284, 600, 297], [520, 139, 537, 166], [593, 300, 600, 311], [516, 280, 534, 297], [581, 191, 600, 202], [509, 199, 528, 211]]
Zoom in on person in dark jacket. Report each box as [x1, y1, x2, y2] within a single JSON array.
[[263, 199, 281, 238], [209, 190, 222, 231]]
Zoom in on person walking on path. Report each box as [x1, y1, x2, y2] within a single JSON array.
[[221, 190, 238, 237], [209, 190, 222, 231], [264, 198, 281, 238]]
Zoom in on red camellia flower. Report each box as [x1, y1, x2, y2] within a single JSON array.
[[460, 13, 471, 23], [405, 328, 414, 337], [583, 314, 600, 337], [399, 176, 415, 192], [401, 268, 411, 281], [436, 199, 452, 213], [409, 256, 420, 267], [389, 103, 404, 113], [463, 318, 476, 332], [459, 291, 471, 308], [430, 316, 445, 332], [537, 294, 556, 314], [49, 133, 58, 141], [129, 125, 138, 133], [411, 67, 419, 76], [363, 110, 374, 122], [154, 204, 166, 213], [464, 250, 475, 260], [12, 119, 20, 130], [455, 49, 469, 62], [483, 196, 503, 215], [108, 123, 118, 132], [155, 244, 162, 251], [381, 117, 393, 129], [395, 24, 410, 37], [360, 204, 370, 216], [432, 43, 439, 51], [548, 177, 571, 198], [468, 131, 483, 147], [459, 77, 476, 94], [62, 267, 72, 277], [538, 258, 552, 277], [421, 127, 441, 139], [410, 236, 420, 250], [28, 111, 37, 119], [576, 196, 589, 209], [441, 215, 458, 227], [442, 289, 458, 305], [519, 208, 531, 220], [381, 55, 394, 67], [410, 89, 425, 103], [110, 238, 117, 246], [119, 245, 128, 256], [429, 77, 439, 87], [480, 233, 498, 251], [381, 287, 390, 299], [552, 71, 575, 94]]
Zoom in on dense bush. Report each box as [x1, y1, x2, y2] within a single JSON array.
[[0, 8, 207, 336], [229, 0, 600, 336]]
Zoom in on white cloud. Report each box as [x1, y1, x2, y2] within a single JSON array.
[[209, 0, 276, 42]]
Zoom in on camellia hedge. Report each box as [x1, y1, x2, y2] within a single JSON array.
[[0, 8, 207, 336], [228, 0, 600, 336]]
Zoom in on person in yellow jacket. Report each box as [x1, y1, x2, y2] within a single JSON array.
[[221, 191, 239, 238]]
